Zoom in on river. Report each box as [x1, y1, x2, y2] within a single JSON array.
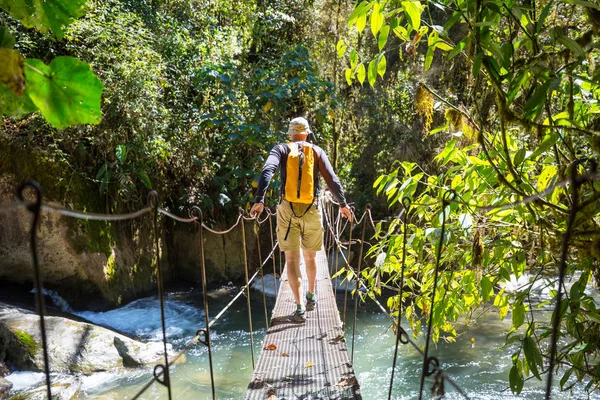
[[5, 278, 599, 399]]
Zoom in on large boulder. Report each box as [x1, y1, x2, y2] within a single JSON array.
[[0, 303, 183, 374]]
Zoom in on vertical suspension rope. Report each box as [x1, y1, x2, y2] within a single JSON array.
[[149, 191, 172, 400], [418, 190, 454, 400], [268, 210, 278, 297], [335, 207, 343, 297], [351, 205, 369, 363], [342, 213, 354, 327], [545, 162, 582, 399], [388, 198, 411, 400], [240, 208, 256, 368], [191, 206, 216, 399], [18, 181, 52, 399], [256, 219, 269, 329]]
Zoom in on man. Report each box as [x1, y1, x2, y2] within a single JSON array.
[[250, 117, 352, 322]]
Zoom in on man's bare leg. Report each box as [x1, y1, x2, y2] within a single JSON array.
[[302, 249, 317, 295], [285, 250, 302, 306]]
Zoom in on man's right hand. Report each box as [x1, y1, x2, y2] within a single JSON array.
[[250, 203, 264, 219]]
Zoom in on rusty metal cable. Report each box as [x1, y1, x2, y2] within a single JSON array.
[[342, 212, 354, 327], [256, 220, 269, 330], [18, 181, 52, 399], [267, 210, 278, 298], [191, 206, 216, 399], [351, 205, 369, 363], [388, 198, 411, 400], [240, 208, 256, 368], [545, 162, 585, 399], [149, 191, 173, 400], [418, 190, 454, 400]]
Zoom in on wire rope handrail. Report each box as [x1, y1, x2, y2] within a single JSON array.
[[7, 181, 281, 400]]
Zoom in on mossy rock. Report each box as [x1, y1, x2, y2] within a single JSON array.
[[13, 330, 38, 357]]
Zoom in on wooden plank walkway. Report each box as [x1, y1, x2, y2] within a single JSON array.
[[246, 250, 361, 400]]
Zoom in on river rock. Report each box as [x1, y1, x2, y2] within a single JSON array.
[[0, 363, 8, 377], [0, 303, 183, 374], [14, 375, 80, 400], [0, 377, 12, 400]]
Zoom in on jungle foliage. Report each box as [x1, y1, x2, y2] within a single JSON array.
[[342, 0, 600, 394]]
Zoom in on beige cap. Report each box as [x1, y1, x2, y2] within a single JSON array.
[[287, 117, 312, 135]]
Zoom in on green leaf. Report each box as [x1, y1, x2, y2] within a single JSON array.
[[357, 63, 366, 85], [377, 54, 387, 78], [24, 56, 103, 129], [458, 213, 472, 231], [435, 40, 453, 51], [556, 34, 585, 58], [350, 49, 358, 69], [507, 70, 529, 104], [528, 133, 558, 160], [116, 145, 127, 164], [523, 336, 544, 380], [96, 163, 108, 181], [348, 0, 372, 27], [0, 27, 15, 49], [512, 302, 526, 329], [537, 165, 557, 191], [357, 13, 367, 32], [371, 3, 384, 37], [425, 47, 434, 71], [536, 0, 554, 33], [378, 25, 390, 51], [0, 49, 25, 96], [0, 83, 36, 117], [480, 277, 494, 302], [368, 58, 377, 87], [0, 0, 87, 40], [523, 80, 552, 120], [336, 39, 347, 58], [345, 68, 353, 86], [509, 365, 524, 394], [514, 148, 526, 167], [136, 169, 152, 189], [560, 368, 573, 389], [402, 0, 423, 30]]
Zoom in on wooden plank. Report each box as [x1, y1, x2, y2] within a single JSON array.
[[246, 250, 361, 400]]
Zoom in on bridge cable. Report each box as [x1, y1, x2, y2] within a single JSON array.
[[351, 204, 370, 363], [342, 213, 354, 327], [191, 206, 216, 399], [388, 198, 411, 400], [240, 208, 256, 368], [544, 160, 588, 399], [267, 209, 278, 298], [149, 191, 173, 399], [255, 218, 270, 329], [18, 181, 52, 400]]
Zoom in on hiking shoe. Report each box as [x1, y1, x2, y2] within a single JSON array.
[[292, 308, 306, 323], [306, 294, 317, 311]]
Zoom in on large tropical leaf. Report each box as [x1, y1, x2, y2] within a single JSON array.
[[0, 0, 87, 39], [24, 56, 103, 129]]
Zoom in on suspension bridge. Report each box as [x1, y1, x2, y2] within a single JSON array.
[[0, 163, 596, 399]]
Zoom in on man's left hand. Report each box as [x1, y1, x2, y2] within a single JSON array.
[[340, 206, 353, 221]]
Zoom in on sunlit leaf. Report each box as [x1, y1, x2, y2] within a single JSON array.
[[357, 63, 366, 85], [377, 55, 387, 78], [402, 0, 423, 30], [378, 25, 390, 50], [25, 56, 102, 129], [371, 3, 384, 37], [368, 58, 377, 87], [336, 39, 347, 58], [0, 0, 87, 40]]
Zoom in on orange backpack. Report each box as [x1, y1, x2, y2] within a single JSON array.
[[284, 142, 315, 204]]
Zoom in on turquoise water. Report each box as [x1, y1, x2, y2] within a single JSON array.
[[6, 282, 599, 399]]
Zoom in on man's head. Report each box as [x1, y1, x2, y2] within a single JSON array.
[[287, 117, 311, 141]]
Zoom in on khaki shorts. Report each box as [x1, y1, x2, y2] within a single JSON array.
[[277, 200, 323, 252]]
